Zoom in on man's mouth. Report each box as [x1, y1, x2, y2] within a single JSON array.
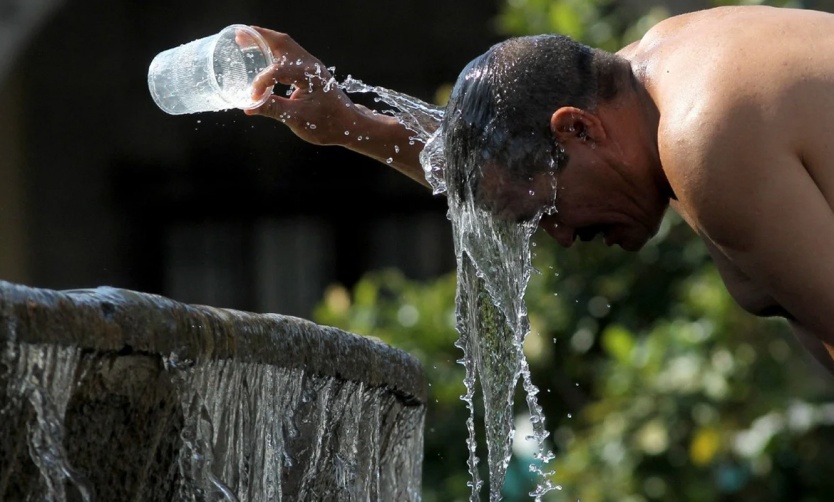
[[575, 225, 607, 242]]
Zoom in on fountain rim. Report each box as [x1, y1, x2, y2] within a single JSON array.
[[0, 280, 427, 405]]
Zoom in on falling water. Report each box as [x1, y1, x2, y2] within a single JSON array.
[[2, 343, 94, 501], [0, 283, 425, 501], [338, 77, 558, 500]]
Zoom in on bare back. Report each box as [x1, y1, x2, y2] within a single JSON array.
[[638, 6, 834, 204], [625, 6, 834, 361]]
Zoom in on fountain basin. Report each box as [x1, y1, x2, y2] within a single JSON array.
[[0, 280, 426, 501]]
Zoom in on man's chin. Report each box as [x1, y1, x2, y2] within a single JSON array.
[[605, 228, 649, 252], [619, 240, 645, 252]]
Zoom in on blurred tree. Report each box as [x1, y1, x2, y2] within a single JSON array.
[[315, 1, 834, 500]]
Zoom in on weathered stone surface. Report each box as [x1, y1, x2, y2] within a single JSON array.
[[0, 280, 426, 501]]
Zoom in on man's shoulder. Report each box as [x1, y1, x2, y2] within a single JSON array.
[[659, 100, 787, 248]]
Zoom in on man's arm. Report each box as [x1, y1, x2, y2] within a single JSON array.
[[244, 27, 432, 187]]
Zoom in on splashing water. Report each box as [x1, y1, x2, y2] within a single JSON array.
[[1, 283, 426, 501], [339, 76, 444, 150], [337, 76, 448, 195], [447, 184, 557, 502], [337, 78, 559, 500], [3, 343, 94, 501]]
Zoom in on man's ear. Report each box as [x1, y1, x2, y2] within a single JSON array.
[[550, 107, 606, 145]]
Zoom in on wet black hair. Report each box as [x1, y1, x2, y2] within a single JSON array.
[[442, 34, 627, 203]]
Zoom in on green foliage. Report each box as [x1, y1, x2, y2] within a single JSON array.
[[525, 225, 834, 501], [314, 271, 475, 502], [495, 0, 670, 50], [316, 1, 834, 500]]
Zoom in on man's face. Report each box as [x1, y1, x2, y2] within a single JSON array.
[[547, 146, 666, 251], [475, 162, 558, 223], [478, 149, 665, 252]]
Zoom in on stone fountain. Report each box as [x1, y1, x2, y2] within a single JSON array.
[[0, 280, 426, 501]]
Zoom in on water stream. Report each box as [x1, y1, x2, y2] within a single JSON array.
[[338, 77, 558, 500], [3, 69, 557, 500], [0, 285, 425, 501]]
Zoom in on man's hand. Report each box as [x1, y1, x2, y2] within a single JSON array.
[[244, 27, 359, 147], [241, 26, 431, 186]]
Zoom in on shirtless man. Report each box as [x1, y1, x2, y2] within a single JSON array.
[[244, 5, 834, 374]]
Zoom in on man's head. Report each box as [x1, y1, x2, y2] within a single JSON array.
[[442, 34, 666, 251]]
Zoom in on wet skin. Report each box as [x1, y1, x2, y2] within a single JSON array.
[[480, 102, 669, 253], [244, 7, 834, 373], [542, 6, 834, 370]]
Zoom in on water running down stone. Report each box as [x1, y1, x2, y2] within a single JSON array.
[[0, 282, 425, 500]]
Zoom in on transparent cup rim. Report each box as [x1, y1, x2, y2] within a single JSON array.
[[207, 24, 275, 110]]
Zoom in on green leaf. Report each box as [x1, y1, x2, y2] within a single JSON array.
[[602, 324, 636, 365], [549, 2, 584, 39]]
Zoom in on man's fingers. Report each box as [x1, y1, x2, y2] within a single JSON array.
[[234, 28, 260, 48], [245, 95, 304, 126], [251, 64, 288, 100], [251, 61, 330, 99], [247, 26, 332, 85], [249, 26, 296, 51], [246, 94, 288, 118], [247, 26, 306, 70]]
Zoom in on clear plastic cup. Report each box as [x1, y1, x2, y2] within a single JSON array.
[[148, 24, 274, 115]]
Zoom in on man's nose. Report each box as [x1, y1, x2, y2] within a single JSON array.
[[539, 214, 574, 248]]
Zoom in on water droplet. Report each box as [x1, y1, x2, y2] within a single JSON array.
[[386, 158, 393, 164], [309, 124, 317, 130], [344, 131, 350, 135]]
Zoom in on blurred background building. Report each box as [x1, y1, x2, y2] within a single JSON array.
[[7, 2, 834, 501], [0, 0, 759, 318], [0, 0, 510, 316]]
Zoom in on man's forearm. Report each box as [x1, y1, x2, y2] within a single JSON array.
[[340, 105, 433, 188]]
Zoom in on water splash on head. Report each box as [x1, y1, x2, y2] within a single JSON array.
[[436, 44, 560, 501], [337, 43, 562, 497]]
